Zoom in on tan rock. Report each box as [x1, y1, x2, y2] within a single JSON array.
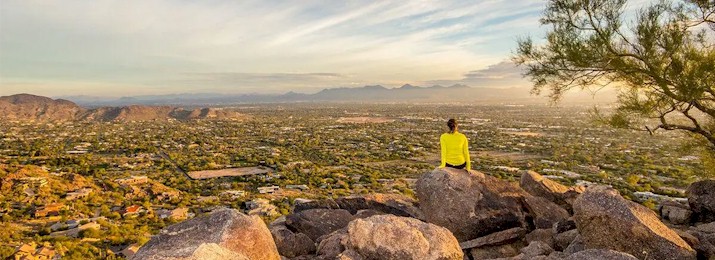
[[132, 208, 279, 260], [416, 167, 528, 241], [520, 170, 583, 210], [338, 215, 463, 260], [573, 186, 696, 260]]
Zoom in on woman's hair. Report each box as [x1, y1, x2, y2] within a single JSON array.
[[447, 119, 457, 133]]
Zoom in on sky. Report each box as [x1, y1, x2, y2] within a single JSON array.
[[0, 0, 551, 97]]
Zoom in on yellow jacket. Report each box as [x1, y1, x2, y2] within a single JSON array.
[[440, 132, 471, 170]]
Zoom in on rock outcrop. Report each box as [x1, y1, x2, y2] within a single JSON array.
[[416, 168, 529, 241], [520, 170, 583, 211], [131, 170, 711, 260], [573, 185, 696, 260], [687, 180, 715, 222], [323, 215, 463, 260], [132, 208, 280, 260], [294, 193, 424, 220], [0, 94, 84, 121], [416, 168, 570, 241]]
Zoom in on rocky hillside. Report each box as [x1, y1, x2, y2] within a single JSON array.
[[0, 94, 85, 121], [0, 94, 245, 122], [133, 168, 715, 260]]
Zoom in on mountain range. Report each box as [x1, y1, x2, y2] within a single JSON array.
[[0, 94, 245, 122], [56, 84, 616, 106]]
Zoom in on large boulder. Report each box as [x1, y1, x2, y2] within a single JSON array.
[[573, 186, 696, 260], [320, 215, 463, 260], [416, 168, 529, 241], [285, 208, 355, 241], [520, 170, 583, 211], [687, 180, 715, 222], [270, 225, 315, 258], [132, 208, 279, 260], [294, 193, 424, 220]]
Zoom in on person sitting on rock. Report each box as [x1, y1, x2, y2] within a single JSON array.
[[439, 118, 471, 170]]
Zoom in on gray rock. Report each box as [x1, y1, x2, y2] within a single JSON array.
[[352, 209, 383, 219], [688, 180, 715, 222], [525, 229, 555, 249], [552, 219, 577, 234], [285, 208, 355, 241], [524, 195, 570, 229], [687, 230, 715, 259], [563, 235, 585, 255], [416, 168, 528, 241], [564, 249, 638, 260], [469, 243, 522, 259], [294, 193, 424, 220], [316, 229, 347, 259], [520, 241, 554, 257], [270, 225, 315, 258], [554, 229, 579, 251], [573, 186, 696, 260], [660, 201, 692, 225], [132, 208, 279, 260], [337, 215, 464, 260], [459, 227, 526, 250], [692, 221, 715, 234]]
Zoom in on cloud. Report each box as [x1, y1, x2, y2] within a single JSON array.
[[424, 61, 530, 88], [0, 0, 547, 96], [176, 72, 354, 93]]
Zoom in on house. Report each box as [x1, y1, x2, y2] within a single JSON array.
[[285, 185, 309, 191], [13, 243, 58, 260], [65, 188, 92, 200], [245, 199, 279, 217], [119, 244, 141, 259], [115, 176, 148, 185], [257, 185, 280, 194], [34, 203, 64, 218], [122, 205, 144, 216], [17, 177, 48, 188], [156, 208, 189, 220], [13, 243, 36, 260], [50, 222, 100, 238], [221, 190, 246, 199]]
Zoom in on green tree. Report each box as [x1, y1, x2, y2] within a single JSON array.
[[514, 0, 715, 163]]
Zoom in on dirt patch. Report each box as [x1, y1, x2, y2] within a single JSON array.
[[188, 167, 270, 179]]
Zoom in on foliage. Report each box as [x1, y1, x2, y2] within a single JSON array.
[[514, 0, 715, 152]]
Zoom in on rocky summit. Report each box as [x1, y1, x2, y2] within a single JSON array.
[[135, 169, 715, 260]]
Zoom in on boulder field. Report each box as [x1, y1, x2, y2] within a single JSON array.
[[133, 168, 714, 260]]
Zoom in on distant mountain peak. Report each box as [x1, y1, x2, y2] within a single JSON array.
[[399, 84, 418, 89], [448, 84, 470, 89], [363, 85, 386, 90]]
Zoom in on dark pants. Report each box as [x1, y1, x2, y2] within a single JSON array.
[[446, 162, 466, 169]]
